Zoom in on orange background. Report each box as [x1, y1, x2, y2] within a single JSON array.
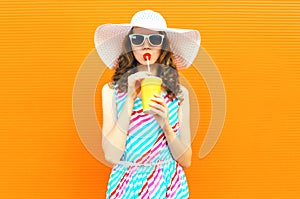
[[1, 0, 300, 198]]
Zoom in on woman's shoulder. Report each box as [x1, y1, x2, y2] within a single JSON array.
[[179, 84, 188, 93], [102, 82, 115, 95], [102, 82, 126, 103], [176, 84, 189, 105], [179, 84, 189, 98]]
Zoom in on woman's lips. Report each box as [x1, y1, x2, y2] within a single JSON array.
[[143, 53, 151, 61]]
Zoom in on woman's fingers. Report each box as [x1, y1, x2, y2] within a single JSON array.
[[148, 106, 164, 118], [150, 94, 167, 106], [148, 92, 171, 130], [149, 94, 168, 117], [130, 71, 152, 80], [127, 71, 152, 99], [128, 71, 152, 86], [149, 101, 165, 112]]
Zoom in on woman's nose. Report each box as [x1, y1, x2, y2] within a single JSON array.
[[142, 38, 151, 48]]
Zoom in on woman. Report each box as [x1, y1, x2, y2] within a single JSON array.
[[95, 9, 200, 199]]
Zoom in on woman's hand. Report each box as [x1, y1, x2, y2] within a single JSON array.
[[127, 71, 152, 100], [148, 93, 171, 132]]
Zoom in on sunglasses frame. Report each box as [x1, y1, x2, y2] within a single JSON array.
[[128, 34, 165, 47]]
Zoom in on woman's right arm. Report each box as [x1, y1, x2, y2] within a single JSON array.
[[101, 71, 151, 164], [101, 83, 135, 164]]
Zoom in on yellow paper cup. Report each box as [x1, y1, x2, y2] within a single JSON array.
[[141, 76, 162, 114]]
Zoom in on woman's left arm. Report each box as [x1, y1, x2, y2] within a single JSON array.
[[149, 85, 192, 169], [164, 85, 192, 168]]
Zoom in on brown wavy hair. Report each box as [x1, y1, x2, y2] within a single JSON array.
[[108, 28, 183, 103]]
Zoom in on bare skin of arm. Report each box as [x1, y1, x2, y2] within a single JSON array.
[[101, 83, 134, 163], [148, 85, 192, 169], [163, 85, 192, 169], [101, 71, 152, 163]]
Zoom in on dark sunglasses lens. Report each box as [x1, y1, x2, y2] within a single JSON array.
[[131, 35, 144, 45], [149, 35, 163, 45]]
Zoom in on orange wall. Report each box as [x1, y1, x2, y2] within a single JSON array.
[[1, 1, 300, 198]]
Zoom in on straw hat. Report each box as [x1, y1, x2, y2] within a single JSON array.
[[94, 9, 201, 70]]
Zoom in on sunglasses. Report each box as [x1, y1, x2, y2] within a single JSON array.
[[128, 34, 165, 47]]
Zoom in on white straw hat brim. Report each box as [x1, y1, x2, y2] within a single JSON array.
[[94, 14, 201, 70]]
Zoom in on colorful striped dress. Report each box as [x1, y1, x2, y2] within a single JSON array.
[[106, 83, 190, 199]]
